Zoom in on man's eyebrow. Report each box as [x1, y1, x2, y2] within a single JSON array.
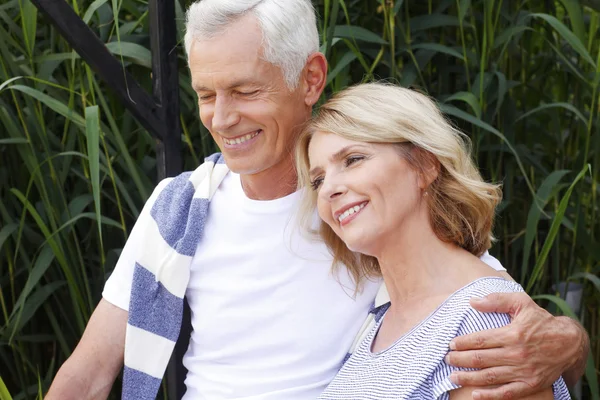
[[193, 80, 258, 92]]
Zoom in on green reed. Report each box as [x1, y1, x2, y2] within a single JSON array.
[[0, 0, 599, 398]]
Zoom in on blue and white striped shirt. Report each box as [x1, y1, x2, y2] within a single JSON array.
[[319, 277, 570, 399]]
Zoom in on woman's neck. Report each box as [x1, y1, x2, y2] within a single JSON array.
[[374, 207, 476, 308]]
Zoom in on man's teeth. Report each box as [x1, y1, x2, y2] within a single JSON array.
[[223, 131, 260, 145], [338, 203, 367, 223]]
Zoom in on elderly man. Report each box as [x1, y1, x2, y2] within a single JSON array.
[[46, 0, 589, 399]]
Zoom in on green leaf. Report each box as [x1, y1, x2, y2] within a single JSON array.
[[515, 102, 588, 127], [4, 281, 65, 342], [443, 91, 482, 119], [323, 0, 340, 60], [7, 84, 85, 126], [393, 0, 405, 15], [584, 351, 600, 400], [85, 106, 103, 258], [0, 376, 12, 400], [526, 164, 590, 292], [0, 138, 28, 144], [333, 25, 387, 45], [532, 294, 577, 318], [569, 272, 600, 293], [409, 14, 467, 32], [494, 71, 507, 117], [105, 41, 151, 68], [493, 25, 532, 50], [531, 13, 596, 68], [327, 51, 357, 85], [410, 43, 464, 60], [457, 0, 471, 21], [19, 0, 37, 59], [83, 0, 108, 24], [0, 76, 23, 92], [555, 0, 586, 44], [7, 245, 54, 327], [0, 223, 17, 253], [520, 170, 570, 282]]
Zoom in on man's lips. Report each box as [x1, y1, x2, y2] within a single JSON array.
[[222, 129, 261, 146]]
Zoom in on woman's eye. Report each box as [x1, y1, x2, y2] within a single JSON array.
[[310, 177, 324, 191], [344, 155, 364, 167]]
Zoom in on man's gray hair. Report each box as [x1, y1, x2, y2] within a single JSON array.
[[184, 0, 320, 89]]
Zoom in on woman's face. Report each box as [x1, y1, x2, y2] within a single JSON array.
[[308, 131, 426, 256]]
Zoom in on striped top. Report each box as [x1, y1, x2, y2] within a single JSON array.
[[319, 277, 571, 399]]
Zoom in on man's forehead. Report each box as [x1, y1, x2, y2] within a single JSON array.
[[191, 72, 265, 92]]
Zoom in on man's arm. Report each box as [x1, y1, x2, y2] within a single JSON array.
[[449, 385, 554, 400], [444, 291, 589, 400], [45, 299, 127, 400]]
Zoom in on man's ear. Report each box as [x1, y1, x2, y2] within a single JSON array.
[[302, 52, 327, 107]]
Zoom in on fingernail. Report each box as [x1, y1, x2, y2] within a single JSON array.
[[471, 297, 483, 303], [472, 391, 481, 399], [449, 340, 456, 350], [449, 373, 459, 384]]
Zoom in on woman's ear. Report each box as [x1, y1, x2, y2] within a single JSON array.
[[414, 148, 440, 190]]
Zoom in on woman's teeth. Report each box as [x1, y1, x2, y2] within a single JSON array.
[[338, 202, 367, 223]]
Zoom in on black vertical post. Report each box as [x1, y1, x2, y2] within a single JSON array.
[[149, 0, 182, 182], [148, 0, 186, 398]]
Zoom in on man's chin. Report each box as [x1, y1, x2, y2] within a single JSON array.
[[220, 155, 264, 176]]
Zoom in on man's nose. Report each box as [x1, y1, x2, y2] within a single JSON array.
[[212, 96, 239, 132]]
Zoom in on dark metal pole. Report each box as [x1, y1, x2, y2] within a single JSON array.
[[149, 0, 182, 181], [147, 0, 185, 398]]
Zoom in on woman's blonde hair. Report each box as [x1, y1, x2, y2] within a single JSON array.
[[295, 82, 502, 291]]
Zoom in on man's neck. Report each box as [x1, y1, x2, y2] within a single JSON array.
[[240, 160, 298, 200]]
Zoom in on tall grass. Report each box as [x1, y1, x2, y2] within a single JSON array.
[[0, 0, 599, 399]]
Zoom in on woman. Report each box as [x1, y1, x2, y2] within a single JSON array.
[[295, 83, 570, 399]]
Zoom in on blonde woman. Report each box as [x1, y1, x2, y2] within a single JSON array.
[[296, 83, 570, 399]]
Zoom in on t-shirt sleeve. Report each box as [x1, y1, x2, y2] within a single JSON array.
[[479, 250, 506, 271], [102, 178, 173, 311], [430, 307, 513, 399]]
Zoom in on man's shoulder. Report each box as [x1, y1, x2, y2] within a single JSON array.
[[154, 152, 226, 195]]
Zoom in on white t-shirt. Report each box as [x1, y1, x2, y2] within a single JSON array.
[[102, 172, 505, 399]]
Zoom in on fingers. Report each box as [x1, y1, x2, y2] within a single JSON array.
[[469, 292, 533, 316], [449, 325, 513, 351], [468, 381, 539, 400], [445, 348, 521, 369], [450, 367, 519, 388]]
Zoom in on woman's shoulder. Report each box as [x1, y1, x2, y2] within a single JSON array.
[[441, 277, 523, 334], [454, 276, 524, 298]]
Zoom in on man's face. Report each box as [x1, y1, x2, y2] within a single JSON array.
[[188, 14, 309, 176]]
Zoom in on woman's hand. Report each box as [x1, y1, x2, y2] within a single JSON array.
[[444, 291, 588, 399]]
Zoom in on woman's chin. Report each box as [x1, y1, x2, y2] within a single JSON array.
[[343, 237, 376, 257]]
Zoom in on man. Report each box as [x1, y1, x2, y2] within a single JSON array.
[[46, 0, 589, 399]]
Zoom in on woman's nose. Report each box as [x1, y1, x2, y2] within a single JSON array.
[[321, 176, 347, 201]]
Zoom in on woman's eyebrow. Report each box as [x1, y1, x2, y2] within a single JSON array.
[[308, 144, 369, 176], [330, 144, 369, 162]]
